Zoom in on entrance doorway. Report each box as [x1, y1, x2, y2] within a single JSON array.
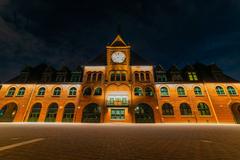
[[0, 103, 18, 122], [82, 103, 101, 123], [231, 103, 240, 124], [135, 103, 154, 123]]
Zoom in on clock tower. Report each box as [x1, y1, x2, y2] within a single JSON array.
[[106, 35, 131, 82]]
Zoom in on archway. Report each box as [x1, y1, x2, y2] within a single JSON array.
[[82, 103, 101, 123], [28, 103, 42, 122], [135, 103, 155, 123], [45, 103, 58, 122], [231, 103, 240, 124], [0, 103, 18, 122], [62, 103, 75, 122]]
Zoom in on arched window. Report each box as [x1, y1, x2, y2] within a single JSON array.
[[227, 86, 237, 96], [146, 72, 150, 81], [83, 87, 92, 96], [92, 73, 97, 82], [145, 87, 154, 97], [6, 87, 16, 97], [160, 87, 169, 96], [28, 103, 42, 122], [194, 87, 202, 96], [134, 87, 143, 96], [177, 87, 186, 96], [82, 103, 101, 123], [162, 103, 174, 115], [110, 72, 115, 81], [135, 73, 140, 82], [37, 87, 45, 96], [17, 87, 26, 96], [62, 103, 75, 122], [0, 103, 18, 122], [135, 103, 155, 123], [53, 87, 61, 96], [87, 73, 91, 82], [216, 86, 225, 95], [180, 103, 192, 115], [97, 73, 102, 81], [69, 87, 77, 96], [116, 72, 121, 81], [140, 72, 145, 81], [45, 103, 58, 122], [121, 72, 126, 81], [94, 87, 102, 96], [198, 103, 211, 115]]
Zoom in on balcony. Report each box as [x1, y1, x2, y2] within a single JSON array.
[[107, 100, 129, 107]]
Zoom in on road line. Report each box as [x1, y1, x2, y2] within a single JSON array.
[[0, 138, 45, 152]]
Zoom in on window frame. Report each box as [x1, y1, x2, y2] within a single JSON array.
[[160, 87, 169, 97], [134, 87, 143, 96], [216, 86, 225, 96], [37, 87, 46, 96], [177, 87, 186, 97], [162, 103, 174, 116], [227, 86, 237, 96], [53, 87, 61, 96], [194, 86, 203, 96], [69, 87, 77, 96], [17, 87, 26, 97], [6, 87, 16, 97]]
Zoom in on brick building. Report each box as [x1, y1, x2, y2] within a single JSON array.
[[0, 35, 240, 123]]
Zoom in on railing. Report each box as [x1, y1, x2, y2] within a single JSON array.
[[106, 101, 129, 106]]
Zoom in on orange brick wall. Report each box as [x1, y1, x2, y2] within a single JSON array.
[[0, 82, 239, 123]]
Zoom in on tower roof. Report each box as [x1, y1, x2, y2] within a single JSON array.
[[110, 34, 127, 47]]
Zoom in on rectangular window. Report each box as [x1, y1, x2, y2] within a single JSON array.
[[193, 73, 198, 80], [121, 73, 126, 81], [111, 109, 125, 120], [111, 73, 115, 81], [71, 75, 80, 82], [116, 73, 121, 81]]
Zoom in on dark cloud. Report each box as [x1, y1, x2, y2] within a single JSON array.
[[0, 0, 240, 82]]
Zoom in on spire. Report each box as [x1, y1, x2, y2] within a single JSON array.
[[110, 34, 127, 47]]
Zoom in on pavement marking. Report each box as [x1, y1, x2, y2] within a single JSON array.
[[200, 140, 214, 143], [0, 138, 45, 152], [11, 137, 20, 141]]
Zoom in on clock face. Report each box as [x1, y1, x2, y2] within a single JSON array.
[[111, 52, 126, 63]]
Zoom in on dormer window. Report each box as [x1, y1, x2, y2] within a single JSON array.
[[188, 72, 198, 81], [56, 74, 65, 82]]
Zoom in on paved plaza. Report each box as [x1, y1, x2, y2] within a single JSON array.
[[0, 123, 240, 160]]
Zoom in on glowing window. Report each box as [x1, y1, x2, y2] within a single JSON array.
[[188, 72, 198, 81], [6, 87, 16, 97], [134, 87, 143, 96], [160, 87, 169, 96], [37, 87, 45, 96], [227, 86, 237, 96], [216, 86, 225, 95], [198, 103, 211, 115], [53, 87, 61, 96], [177, 87, 186, 96], [69, 87, 77, 96], [94, 87, 102, 96], [17, 87, 26, 96], [194, 87, 202, 96]]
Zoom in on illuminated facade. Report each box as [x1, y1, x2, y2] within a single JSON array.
[[0, 35, 240, 123]]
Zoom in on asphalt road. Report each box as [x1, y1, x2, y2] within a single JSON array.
[[0, 123, 240, 160]]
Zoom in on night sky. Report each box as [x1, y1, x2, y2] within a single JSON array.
[[0, 0, 240, 82]]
